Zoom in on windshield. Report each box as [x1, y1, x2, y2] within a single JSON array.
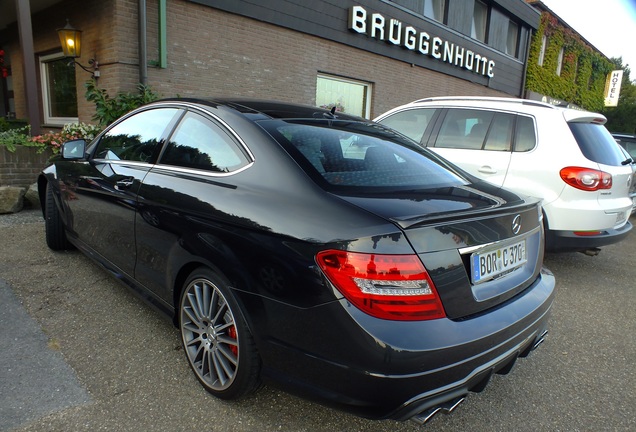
[[258, 119, 468, 192]]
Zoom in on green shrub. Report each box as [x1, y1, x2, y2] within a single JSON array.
[[85, 79, 159, 127]]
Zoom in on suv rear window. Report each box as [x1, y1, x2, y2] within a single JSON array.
[[259, 120, 467, 191], [569, 123, 628, 166]]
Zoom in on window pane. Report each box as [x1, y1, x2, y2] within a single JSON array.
[[392, 0, 445, 22], [94, 108, 179, 162], [514, 116, 536, 152], [506, 21, 518, 57], [484, 113, 514, 151], [538, 35, 547, 66], [435, 109, 494, 149], [161, 112, 249, 172], [261, 120, 466, 190], [471, 0, 488, 42], [316, 75, 370, 118], [556, 47, 564, 76], [428, 0, 446, 22], [377, 108, 438, 143], [44, 57, 77, 118], [569, 123, 626, 166]]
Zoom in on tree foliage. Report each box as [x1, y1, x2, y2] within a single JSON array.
[[601, 58, 636, 134]]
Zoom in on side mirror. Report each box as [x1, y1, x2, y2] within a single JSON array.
[[61, 139, 86, 160]]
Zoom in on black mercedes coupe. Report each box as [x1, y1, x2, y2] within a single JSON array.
[[39, 99, 555, 424]]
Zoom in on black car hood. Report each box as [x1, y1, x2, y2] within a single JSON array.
[[335, 182, 532, 229]]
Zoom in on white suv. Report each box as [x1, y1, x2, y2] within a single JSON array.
[[375, 97, 633, 253]]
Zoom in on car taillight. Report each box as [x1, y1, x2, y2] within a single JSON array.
[[315, 250, 445, 321], [560, 166, 612, 191]]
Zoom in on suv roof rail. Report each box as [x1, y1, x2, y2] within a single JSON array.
[[411, 96, 557, 109]]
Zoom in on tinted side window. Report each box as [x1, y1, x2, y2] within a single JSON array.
[[161, 112, 249, 173], [617, 139, 636, 159], [94, 108, 178, 162], [435, 109, 494, 150], [569, 123, 627, 166], [377, 108, 438, 143], [514, 115, 537, 152], [484, 113, 514, 151]]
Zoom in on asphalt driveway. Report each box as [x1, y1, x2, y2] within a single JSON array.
[[1, 210, 634, 431]]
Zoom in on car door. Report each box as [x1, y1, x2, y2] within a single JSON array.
[[426, 108, 514, 188], [63, 107, 182, 276], [134, 109, 252, 303]]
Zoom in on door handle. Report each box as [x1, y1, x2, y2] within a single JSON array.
[[478, 166, 497, 175], [115, 177, 135, 190]]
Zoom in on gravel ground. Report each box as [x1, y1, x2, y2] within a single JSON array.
[[0, 209, 43, 228], [1, 209, 635, 432]]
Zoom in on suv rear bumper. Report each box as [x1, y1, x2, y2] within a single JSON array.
[[546, 220, 632, 252]]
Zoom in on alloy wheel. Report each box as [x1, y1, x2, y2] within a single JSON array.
[[180, 277, 239, 391]]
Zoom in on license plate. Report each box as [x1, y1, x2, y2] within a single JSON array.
[[471, 239, 527, 284]]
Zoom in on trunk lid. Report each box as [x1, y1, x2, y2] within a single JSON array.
[[337, 183, 544, 319]]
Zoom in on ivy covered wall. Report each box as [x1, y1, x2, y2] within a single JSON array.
[[525, 13, 612, 112]]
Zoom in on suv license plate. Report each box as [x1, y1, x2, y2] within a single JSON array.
[[471, 239, 527, 284]]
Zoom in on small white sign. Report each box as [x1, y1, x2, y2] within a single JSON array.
[[604, 70, 624, 107]]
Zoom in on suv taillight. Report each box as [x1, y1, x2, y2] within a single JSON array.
[[316, 250, 445, 321], [560, 166, 612, 191]]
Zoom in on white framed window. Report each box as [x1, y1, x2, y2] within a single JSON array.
[[471, 0, 488, 42], [316, 74, 372, 119], [40, 52, 78, 125], [556, 47, 564, 76], [538, 35, 547, 66]]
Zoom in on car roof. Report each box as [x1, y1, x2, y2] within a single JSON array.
[[155, 97, 366, 122], [401, 96, 606, 124]]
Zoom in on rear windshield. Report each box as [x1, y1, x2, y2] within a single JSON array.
[[257, 119, 468, 192], [569, 123, 628, 166]]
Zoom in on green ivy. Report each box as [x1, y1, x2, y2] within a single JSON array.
[[85, 79, 159, 127], [526, 13, 612, 112]]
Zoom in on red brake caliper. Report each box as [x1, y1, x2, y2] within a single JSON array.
[[228, 326, 238, 356]]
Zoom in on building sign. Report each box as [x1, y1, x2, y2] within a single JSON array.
[[348, 5, 496, 78], [604, 70, 623, 107]]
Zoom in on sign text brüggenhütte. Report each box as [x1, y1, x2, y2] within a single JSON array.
[[348, 5, 496, 78]]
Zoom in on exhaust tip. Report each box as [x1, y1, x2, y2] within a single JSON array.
[[579, 247, 601, 256], [411, 397, 466, 425], [532, 330, 549, 350]]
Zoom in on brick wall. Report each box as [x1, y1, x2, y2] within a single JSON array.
[[0, 147, 52, 188], [8, 0, 508, 124], [141, 0, 506, 118]]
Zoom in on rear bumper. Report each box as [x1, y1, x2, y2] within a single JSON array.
[[389, 326, 548, 422], [256, 268, 556, 421], [546, 220, 632, 252]]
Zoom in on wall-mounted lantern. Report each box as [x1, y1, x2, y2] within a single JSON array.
[[57, 20, 100, 79]]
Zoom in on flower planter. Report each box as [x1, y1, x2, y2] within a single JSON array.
[[0, 146, 53, 188]]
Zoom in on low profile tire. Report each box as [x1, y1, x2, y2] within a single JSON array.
[[44, 183, 73, 251], [179, 268, 261, 399]]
